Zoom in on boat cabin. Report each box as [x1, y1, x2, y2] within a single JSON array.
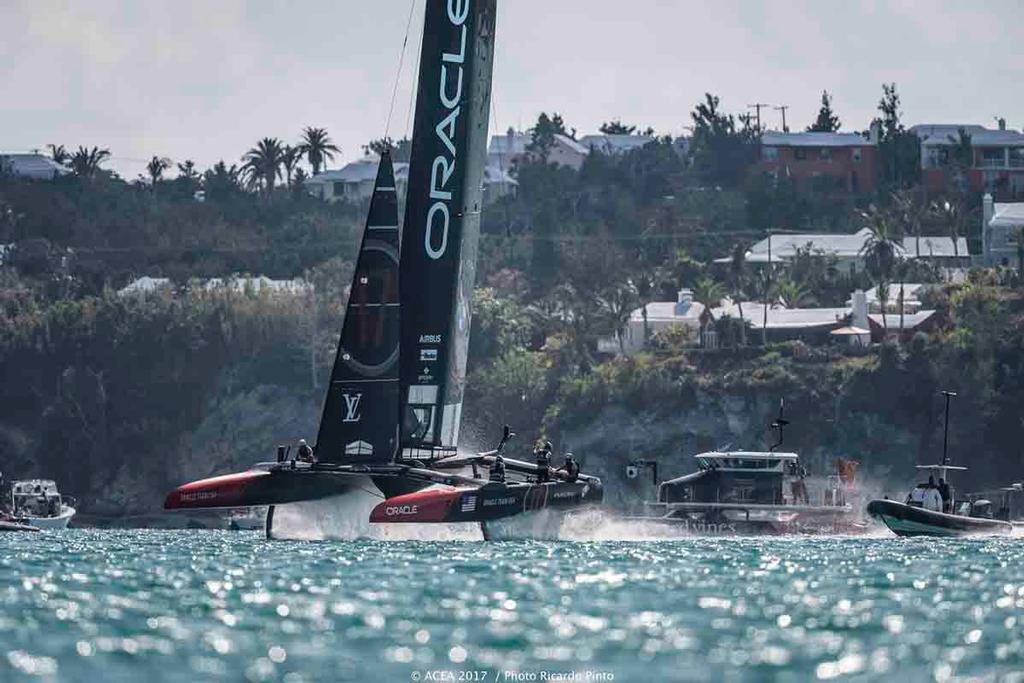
[[658, 451, 803, 505], [11, 479, 63, 518]]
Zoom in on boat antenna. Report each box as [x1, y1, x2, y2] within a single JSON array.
[[941, 390, 957, 466], [769, 398, 789, 453]]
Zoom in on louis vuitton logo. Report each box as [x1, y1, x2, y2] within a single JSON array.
[[342, 393, 363, 422]]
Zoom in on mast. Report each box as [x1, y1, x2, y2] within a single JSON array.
[[315, 153, 401, 463], [941, 390, 956, 467], [399, 0, 497, 454]]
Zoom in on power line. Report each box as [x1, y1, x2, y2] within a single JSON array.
[[747, 103, 771, 130]]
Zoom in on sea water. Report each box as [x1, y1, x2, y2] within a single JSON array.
[[2, 530, 1023, 682]]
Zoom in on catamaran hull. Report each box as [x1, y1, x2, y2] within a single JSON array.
[[369, 480, 604, 525], [867, 499, 1013, 537], [164, 466, 373, 510]]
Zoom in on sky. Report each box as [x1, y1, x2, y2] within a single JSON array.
[[2, 0, 1023, 179]]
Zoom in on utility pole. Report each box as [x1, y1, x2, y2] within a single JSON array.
[[747, 103, 770, 131], [762, 231, 771, 346], [941, 390, 956, 466], [774, 105, 790, 132]]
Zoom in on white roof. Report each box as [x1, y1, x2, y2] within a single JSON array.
[[856, 283, 929, 306], [118, 276, 171, 295], [719, 229, 968, 263], [868, 310, 936, 328], [0, 153, 69, 179], [628, 300, 706, 322], [488, 131, 587, 157], [203, 276, 310, 293], [991, 202, 1024, 228], [761, 131, 873, 148], [697, 451, 800, 461], [577, 134, 654, 154], [912, 124, 1024, 147], [738, 307, 849, 330], [306, 156, 409, 185], [482, 165, 517, 185]]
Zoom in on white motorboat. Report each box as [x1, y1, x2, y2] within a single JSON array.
[[11, 479, 76, 529]]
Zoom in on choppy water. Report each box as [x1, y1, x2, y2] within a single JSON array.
[[2, 531, 1024, 682]]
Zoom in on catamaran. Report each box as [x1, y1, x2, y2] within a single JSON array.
[[164, 0, 602, 539]]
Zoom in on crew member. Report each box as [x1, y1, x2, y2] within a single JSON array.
[[535, 440, 552, 483], [296, 439, 316, 464], [489, 454, 507, 484], [556, 453, 580, 483], [937, 477, 952, 513]]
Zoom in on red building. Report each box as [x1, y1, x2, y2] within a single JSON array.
[[752, 131, 879, 194], [913, 123, 1024, 197]]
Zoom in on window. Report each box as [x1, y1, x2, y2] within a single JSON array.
[[794, 148, 807, 161], [333, 181, 345, 196], [819, 148, 832, 160], [763, 146, 779, 161], [852, 149, 862, 163]]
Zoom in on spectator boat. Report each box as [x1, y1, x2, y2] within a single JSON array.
[[9, 479, 76, 529], [866, 465, 1013, 537]]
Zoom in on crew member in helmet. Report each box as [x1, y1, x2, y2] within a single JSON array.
[[535, 440, 552, 483], [489, 454, 507, 484], [296, 439, 316, 464], [556, 453, 580, 483]]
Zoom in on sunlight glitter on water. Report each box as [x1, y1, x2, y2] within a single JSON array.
[[1, 531, 1023, 682]]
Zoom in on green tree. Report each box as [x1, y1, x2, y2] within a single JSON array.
[[528, 112, 574, 160], [241, 138, 285, 197], [933, 199, 967, 261], [874, 83, 920, 188], [1012, 227, 1024, 281], [146, 156, 171, 186], [689, 93, 758, 187], [363, 137, 412, 162], [47, 144, 70, 166], [599, 120, 637, 135], [281, 145, 303, 188], [807, 90, 841, 132], [69, 146, 111, 178], [775, 278, 813, 308], [692, 276, 725, 347], [299, 127, 340, 175]]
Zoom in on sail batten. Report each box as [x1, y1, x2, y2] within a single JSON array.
[[399, 0, 497, 453], [315, 153, 402, 464]]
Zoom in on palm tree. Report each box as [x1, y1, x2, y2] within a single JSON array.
[[299, 127, 340, 175], [693, 276, 725, 348], [596, 280, 639, 353], [176, 160, 198, 180], [241, 138, 286, 197], [281, 145, 303, 188], [859, 203, 903, 336], [892, 189, 927, 258], [47, 144, 70, 167], [775, 278, 813, 308], [146, 156, 171, 185], [728, 243, 748, 346], [69, 146, 111, 178]]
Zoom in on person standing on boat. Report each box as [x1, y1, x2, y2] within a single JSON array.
[[489, 454, 507, 484], [938, 478, 952, 513], [296, 439, 316, 464], [922, 476, 942, 512], [535, 440, 552, 483]]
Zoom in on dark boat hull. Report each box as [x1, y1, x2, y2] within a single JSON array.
[[369, 480, 604, 524], [164, 465, 369, 510], [0, 519, 40, 532], [867, 499, 1013, 537]]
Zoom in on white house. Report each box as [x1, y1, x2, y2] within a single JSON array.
[[304, 156, 409, 203], [306, 155, 516, 205], [982, 193, 1024, 267], [598, 288, 874, 354], [717, 229, 970, 273], [0, 153, 69, 180], [487, 129, 589, 171]]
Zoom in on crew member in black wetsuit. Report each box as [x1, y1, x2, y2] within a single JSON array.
[[489, 454, 507, 484], [535, 440, 552, 483], [938, 478, 951, 513], [296, 439, 315, 464]]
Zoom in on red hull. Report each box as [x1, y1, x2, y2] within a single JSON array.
[[164, 470, 272, 510]]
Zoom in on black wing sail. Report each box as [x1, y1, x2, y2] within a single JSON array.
[[315, 153, 401, 463], [399, 0, 497, 454]]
